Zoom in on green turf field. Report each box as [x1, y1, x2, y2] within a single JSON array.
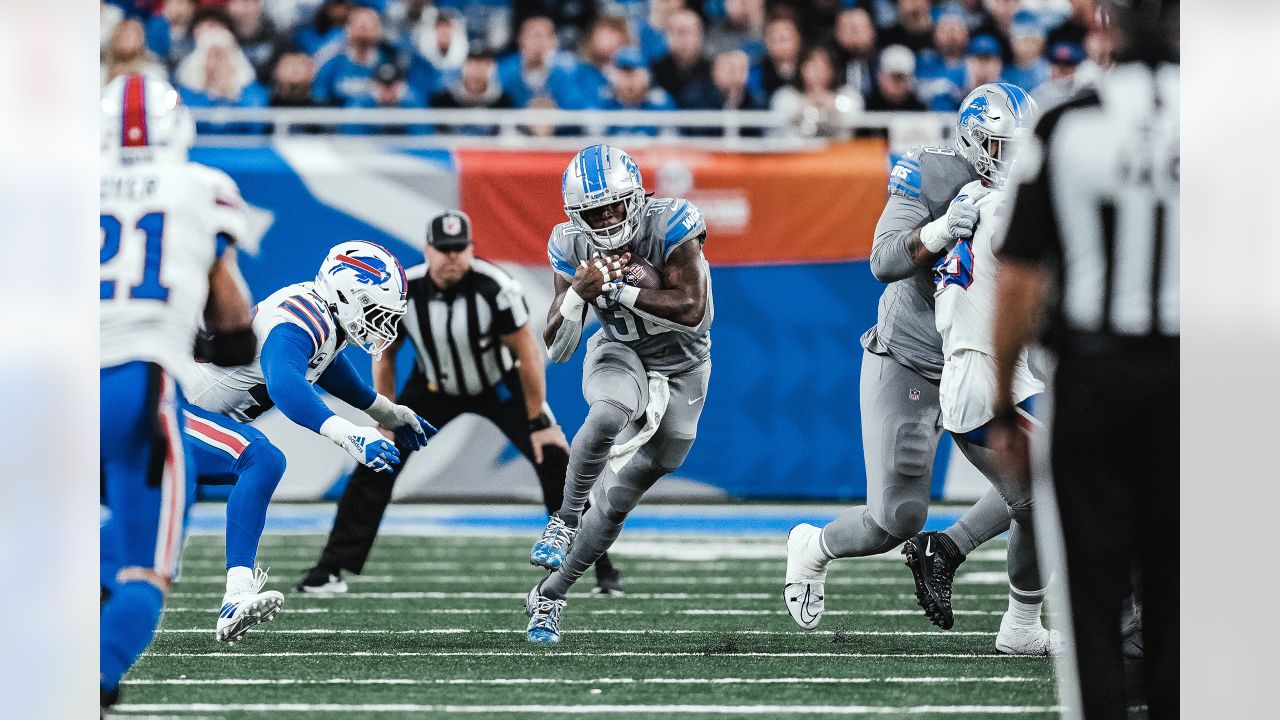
[[115, 530, 1059, 718]]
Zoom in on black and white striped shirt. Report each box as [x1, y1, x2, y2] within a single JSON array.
[[1001, 62, 1179, 350], [400, 258, 530, 396]]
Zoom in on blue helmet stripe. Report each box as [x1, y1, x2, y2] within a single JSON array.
[[998, 82, 1032, 119], [579, 145, 607, 194]]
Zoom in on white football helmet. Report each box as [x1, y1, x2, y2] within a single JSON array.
[[101, 73, 196, 160], [314, 241, 408, 359], [955, 82, 1038, 189], [562, 144, 647, 251]]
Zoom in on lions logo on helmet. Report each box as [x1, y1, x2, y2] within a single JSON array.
[[955, 83, 1038, 189], [315, 241, 408, 358], [562, 144, 647, 251]]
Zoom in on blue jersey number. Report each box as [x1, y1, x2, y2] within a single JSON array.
[[933, 239, 975, 291], [100, 211, 170, 302]]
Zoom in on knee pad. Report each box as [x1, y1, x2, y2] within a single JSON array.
[[601, 484, 645, 522], [891, 422, 934, 478], [239, 438, 287, 481], [882, 501, 928, 540], [584, 343, 648, 423], [649, 433, 695, 475]]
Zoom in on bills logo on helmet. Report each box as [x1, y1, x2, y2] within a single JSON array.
[[329, 253, 391, 286], [959, 95, 990, 129]]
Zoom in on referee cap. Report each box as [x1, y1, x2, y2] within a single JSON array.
[[426, 210, 472, 251]]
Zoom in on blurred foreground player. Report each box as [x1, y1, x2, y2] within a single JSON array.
[[297, 211, 623, 595], [525, 145, 713, 642], [100, 74, 257, 712], [989, 2, 1179, 716]]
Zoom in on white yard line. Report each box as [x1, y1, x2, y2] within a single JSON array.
[[124, 676, 1043, 687], [175, 575, 960, 586], [114, 703, 1060, 715], [155, 628, 996, 637], [144, 651, 1030, 659], [161, 607, 1002, 617], [168, 590, 1012, 601]]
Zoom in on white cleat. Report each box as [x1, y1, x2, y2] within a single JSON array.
[[215, 567, 284, 644], [995, 611, 1064, 656], [784, 523, 830, 630]]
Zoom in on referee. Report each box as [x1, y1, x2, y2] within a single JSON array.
[[297, 210, 622, 595], [988, 2, 1178, 718]]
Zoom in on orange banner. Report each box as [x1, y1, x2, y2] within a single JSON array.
[[458, 140, 889, 266]]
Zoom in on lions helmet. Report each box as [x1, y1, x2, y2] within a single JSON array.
[[955, 82, 1038, 188], [562, 144, 646, 251], [101, 73, 195, 160], [314, 241, 409, 360]]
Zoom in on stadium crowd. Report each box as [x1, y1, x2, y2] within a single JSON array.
[[101, 0, 1112, 136]]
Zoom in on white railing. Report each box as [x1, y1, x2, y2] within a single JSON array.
[[188, 107, 953, 152]]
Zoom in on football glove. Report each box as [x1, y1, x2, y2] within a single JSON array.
[[320, 416, 402, 473], [365, 395, 437, 450], [920, 195, 983, 252]]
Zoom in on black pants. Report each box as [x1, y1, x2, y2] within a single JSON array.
[[1051, 346, 1178, 720], [315, 370, 612, 574]]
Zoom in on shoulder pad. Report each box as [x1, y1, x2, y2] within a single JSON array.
[[654, 197, 706, 257], [547, 223, 579, 280]]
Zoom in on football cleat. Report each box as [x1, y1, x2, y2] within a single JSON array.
[[295, 566, 349, 594], [530, 514, 577, 570], [996, 611, 1064, 656], [902, 531, 962, 630], [524, 580, 566, 643], [784, 523, 830, 630], [592, 563, 625, 596], [215, 567, 284, 644]]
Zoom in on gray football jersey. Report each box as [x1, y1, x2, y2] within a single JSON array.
[[548, 196, 713, 375], [860, 146, 979, 380]]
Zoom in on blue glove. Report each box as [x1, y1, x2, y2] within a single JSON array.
[[321, 417, 402, 473], [366, 395, 437, 451]]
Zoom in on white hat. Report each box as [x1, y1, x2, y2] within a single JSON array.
[[879, 44, 916, 76]]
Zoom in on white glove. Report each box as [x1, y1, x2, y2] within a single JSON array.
[[920, 196, 982, 252], [365, 395, 436, 450], [320, 416, 401, 473]]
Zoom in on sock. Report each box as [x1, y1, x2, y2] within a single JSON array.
[[932, 531, 963, 566], [225, 441, 285, 570], [100, 580, 165, 692], [1006, 595, 1044, 627], [226, 565, 253, 595], [539, 573, 566, 601], [554, 510, 580, 529]]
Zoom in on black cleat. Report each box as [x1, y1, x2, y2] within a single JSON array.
[[592, 564, 625, 596], [295, 566, 349, 594], [902, 531, 963, 630]]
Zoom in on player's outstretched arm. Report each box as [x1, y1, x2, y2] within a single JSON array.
[[202, 238, 256, 366], [544, 273, 588, 364], [613, 240, 709, 335], [317, 343, 436, 451]]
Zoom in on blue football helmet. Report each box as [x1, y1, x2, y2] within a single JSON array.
[[955, 82, 1039, 188], [562, 144, 646, 251]]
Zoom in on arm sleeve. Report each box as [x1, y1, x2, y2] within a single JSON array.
[[260, 324, 336, 434], [869, 194, 931, 282], [316, 349, 377, 411]]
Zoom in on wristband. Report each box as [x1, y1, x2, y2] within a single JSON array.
[[366, 393, 395, 418], [528, 411, 553, 432], [610, 284, 640, 309], [319, 415, 357, 445], [559, 287, 586, 320], [920, 216, 950, 253]]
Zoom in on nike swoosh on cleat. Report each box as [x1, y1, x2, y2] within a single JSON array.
[[924, 537, 934, 557]]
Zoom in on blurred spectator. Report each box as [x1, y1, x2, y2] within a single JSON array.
[[103, 18, 167, 87], [269, 52, 318, 107], [879, 0, 934, 54], [175, 26, 270, 134], [631, 0, 683, 64], [770, 45, 863, 138], [514, 0, 599, 51], [864, 44, 926, 111], [102, 1, 125, 48], [498, 15, 577, 107], [970, 0, 1017, 62], [651, 9, 714, 109], [168, 5, 236, 70], [601, 47, 676, 137], [343, 61, 431, 135], [750, 10, 802, 102], [160, 0, 198, 68], [519, 95, 560, 138], [916, 13, 969, 112], [406, 8, 470, 95], [1002, 18, 1049, 94], [429, 48, 516, 135], [682, 49, 766, 137], [385, 0, 434, 42], [1033, 39, 1085, 106], [437, 0, 514, 51], [944, 0, 993, 34], [227, 0, 288, 84], [964, 34, 1003, 93], [832, 7, 876, 99], [704, 0, 765, 62], [1047, 0, 1093, 49], [294, 0, 352, 55], [554, 16, 631, 109], [772, 0, 844, 42], [312, 6, 395, 106]]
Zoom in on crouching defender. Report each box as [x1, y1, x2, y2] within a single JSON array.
[[524, 144, 713, 643], [178, 240, 436, 643]]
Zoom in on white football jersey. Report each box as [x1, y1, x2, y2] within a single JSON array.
[[934, 180, 1043, 433], [179, 281, 345, 423], [100, 157, 248, 378]]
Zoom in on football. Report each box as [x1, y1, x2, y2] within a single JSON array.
[[622, 255, 662, 290]]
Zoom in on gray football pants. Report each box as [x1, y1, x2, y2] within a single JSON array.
[[545, 340, 710, 598], [822, 350, 1043, 597]]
